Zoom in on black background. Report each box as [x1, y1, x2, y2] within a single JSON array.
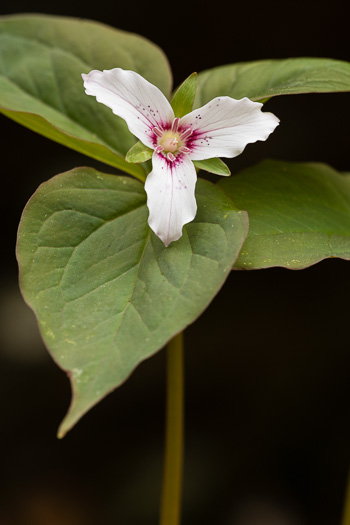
[[0, 1, 350, 524]]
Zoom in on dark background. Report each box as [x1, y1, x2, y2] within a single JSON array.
[[0, 1, 350, 524]]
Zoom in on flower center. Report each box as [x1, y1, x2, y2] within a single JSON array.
[[152, 118, 192, 162], [159, 131, 180, 153]]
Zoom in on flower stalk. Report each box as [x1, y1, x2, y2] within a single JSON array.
[[160, 332, 184, 525], [342, 469, 350, 525]]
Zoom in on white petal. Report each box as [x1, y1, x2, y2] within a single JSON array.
[[82, 68, 174, 148], [179, 97, 279, 161], [145, 153, 197, 246]]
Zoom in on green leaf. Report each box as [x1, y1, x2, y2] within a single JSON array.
[[195, 58, 350, 105], [17, 167, 248, 436], [171, 72, 197, 118], [126, 140, 153, 163], [0, 14, 172, 179], [218, 160, 350, 270], [194, 157, 231, 176]]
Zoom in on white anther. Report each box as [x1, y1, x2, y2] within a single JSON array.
[[152, 127, 163, 137], [180, 128, 193, 140], [179, 146, 190, 154], [171, 118, 180, 133], [167, 152, 176, 162]]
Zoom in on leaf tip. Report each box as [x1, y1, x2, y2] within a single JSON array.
[[57, 417, 73, 439]]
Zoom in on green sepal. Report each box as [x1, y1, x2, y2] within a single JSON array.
[[126, 140, 153, 164], [171, 73, 198, 118], [257, 98, 270, 104], [194, 158, 231, 176]]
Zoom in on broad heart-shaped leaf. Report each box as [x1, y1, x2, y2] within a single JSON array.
[[17, 167, 248, 436], [195, 58, 350, 105], [218, 160, 350, 270], [0, 14, 172, 180]]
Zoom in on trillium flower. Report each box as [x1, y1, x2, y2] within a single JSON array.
[[82, 68, 279, 246]]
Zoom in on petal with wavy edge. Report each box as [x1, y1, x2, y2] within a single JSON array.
[[145, 153, 197, 246], [180, 97, 279, 161], [82, 68, 174, 148]]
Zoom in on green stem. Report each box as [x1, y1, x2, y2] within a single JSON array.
[[160, 332, 184, 525], [342, 469, 350, 525]]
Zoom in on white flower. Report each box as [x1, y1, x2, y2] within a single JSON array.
[[82, 68, 279, 246]]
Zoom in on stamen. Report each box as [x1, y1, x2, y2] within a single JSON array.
[[180, 128, 193, 140], [152, 126, 163, 137], [179, 146, 190, 154], [171, 118, 180, 133], [155, 145, 164, 153], [167, 152, 176, 162]]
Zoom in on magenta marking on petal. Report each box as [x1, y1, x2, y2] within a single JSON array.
[[184, 128, 203, 149], [171, 118, 180, 132], [159, 153, 186, 172]]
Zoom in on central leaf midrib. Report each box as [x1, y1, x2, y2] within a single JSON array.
[[72, 228, 153, 403], [76, 216, 236, 405]]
